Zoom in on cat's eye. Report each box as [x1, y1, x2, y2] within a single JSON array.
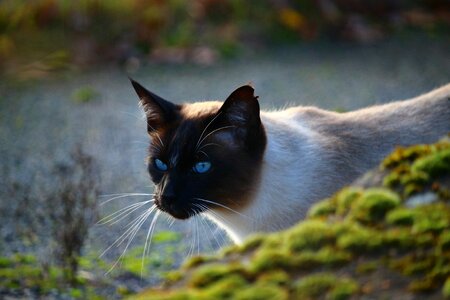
[[154, 158, 168, 171], [193, 161, 211, 174]]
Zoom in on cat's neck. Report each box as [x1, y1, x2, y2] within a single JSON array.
[[205, 112, 328, 243]]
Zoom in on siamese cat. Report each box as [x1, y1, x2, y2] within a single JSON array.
[[131, 79, 450, 244]]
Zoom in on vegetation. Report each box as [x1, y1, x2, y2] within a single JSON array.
[[129, 136, 450, 299], [1, 0, 448, 78]]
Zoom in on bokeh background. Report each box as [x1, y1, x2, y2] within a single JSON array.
[[0, 0, 449, 299]]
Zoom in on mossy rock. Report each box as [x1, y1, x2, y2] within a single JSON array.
[[128, 138, 450, 300]]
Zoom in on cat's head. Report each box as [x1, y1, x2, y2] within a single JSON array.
[[131, 79, 266, 220]]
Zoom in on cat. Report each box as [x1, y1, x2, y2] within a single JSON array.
[[131, 79, 450, 244]]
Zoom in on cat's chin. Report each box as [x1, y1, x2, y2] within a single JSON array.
[[158, 207, 196, 220]]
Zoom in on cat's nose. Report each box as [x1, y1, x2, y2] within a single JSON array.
[[161, 194, 176, 204]]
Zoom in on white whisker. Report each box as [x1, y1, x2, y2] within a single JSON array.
[[141, 210, 161, 278], [197, 210, 215, 251], [187, 217, 195, 257], [99, 193, 155, 206], [196, 125, 236, 151], [195, 204, 223, 249], [97, 200, 153, 225], [195, 214, 200, 255], [104, 207, 155, 275], [196, 112, 222, 149], [197, 143, 221, 152], [195, 198, 253, 220], [100, 205, 156, 259]]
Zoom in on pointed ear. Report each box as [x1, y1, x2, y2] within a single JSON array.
[[218, 85, 261, 127], [130, 78, 179, 132]]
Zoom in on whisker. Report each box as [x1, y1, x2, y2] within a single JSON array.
[[195, 112, 222, 149], [197, 142, 221, 152], [97, 200, 153, 225], [99, 193, 154, 198], [195, 198, 253, 220], [195, 214, 200, 255], [198, 150, 209, 159], [168, 216, 176, 228], [99, 193, 155, 206], [100, 205, 156, 259], [202, 208, 230, 247], [187, 217, 195, 258], [196, 125, 236, 151], [105, 207, 155, 275], [196, 209, 215, 251], [195, 204, 223, 249], [150, 131, 164, 148], [141, 210, 161, 278]]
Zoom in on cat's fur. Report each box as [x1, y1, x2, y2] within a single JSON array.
[[131, 79, 450, 244]]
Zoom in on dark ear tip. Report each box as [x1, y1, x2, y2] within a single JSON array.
[[240, 84, 254, 93], [129, 78, 149, 101], [232, 85, 256, 100], [129, 77, 142, 90]]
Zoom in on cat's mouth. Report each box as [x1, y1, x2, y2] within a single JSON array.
[[155, 198, 205, 220]]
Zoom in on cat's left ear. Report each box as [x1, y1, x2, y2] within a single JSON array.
[[219, 85, 261, 128], [130, 78, 179, 133]]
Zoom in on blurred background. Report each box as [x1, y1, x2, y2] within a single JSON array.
[[0, 0, 449, 299]]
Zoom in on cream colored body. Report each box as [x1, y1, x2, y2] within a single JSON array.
[[206, 84, 450, 244]]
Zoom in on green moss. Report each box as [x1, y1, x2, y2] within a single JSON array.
[[382, 140, 450, 197], [412, 204, 450, 234], [164, 270, 183, 284], [336, 223, 382, 253], [197, 275, 247, 300], [385, 208, 416, 226], [183, 255, 216, 269], [249, 249, 291, 273], [286, 220, 336, 252], [382, 144, 434, 169], [328, 279, 359, 300], [412, 149, 450, 178], [234, 284, 288, 300], [439, 231, 450, 251], [189, 263, 247, 288], [336, 187, 363, 215], [383, 172, 401, 187], [443, 277, 450, 299], [408, 277, 436, 293], [257, 270, 290, 286], [356, 261, 378, 274], [238, 235, 266, 253], [390, 254, 436, 277], [383, 228, 415, 250], [0, 256, 13, 267], [308, 198, 336, 218], [128, 290, 192, 300], [294, 273, 358, 300], [294, 273, 337, 298], [350, 188, 401, 223], [294, 247, 351, 270]]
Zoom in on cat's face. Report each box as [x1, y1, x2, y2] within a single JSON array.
[[131, 80, 266, 220]]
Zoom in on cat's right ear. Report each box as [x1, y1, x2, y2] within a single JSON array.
[[130, 79, 179, 133]]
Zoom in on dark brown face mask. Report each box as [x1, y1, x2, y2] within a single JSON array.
[[131, 79, 266, 219]]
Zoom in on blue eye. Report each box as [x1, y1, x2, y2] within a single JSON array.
[[193, 161, 211, 174], [154, 158, 168, 171]]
